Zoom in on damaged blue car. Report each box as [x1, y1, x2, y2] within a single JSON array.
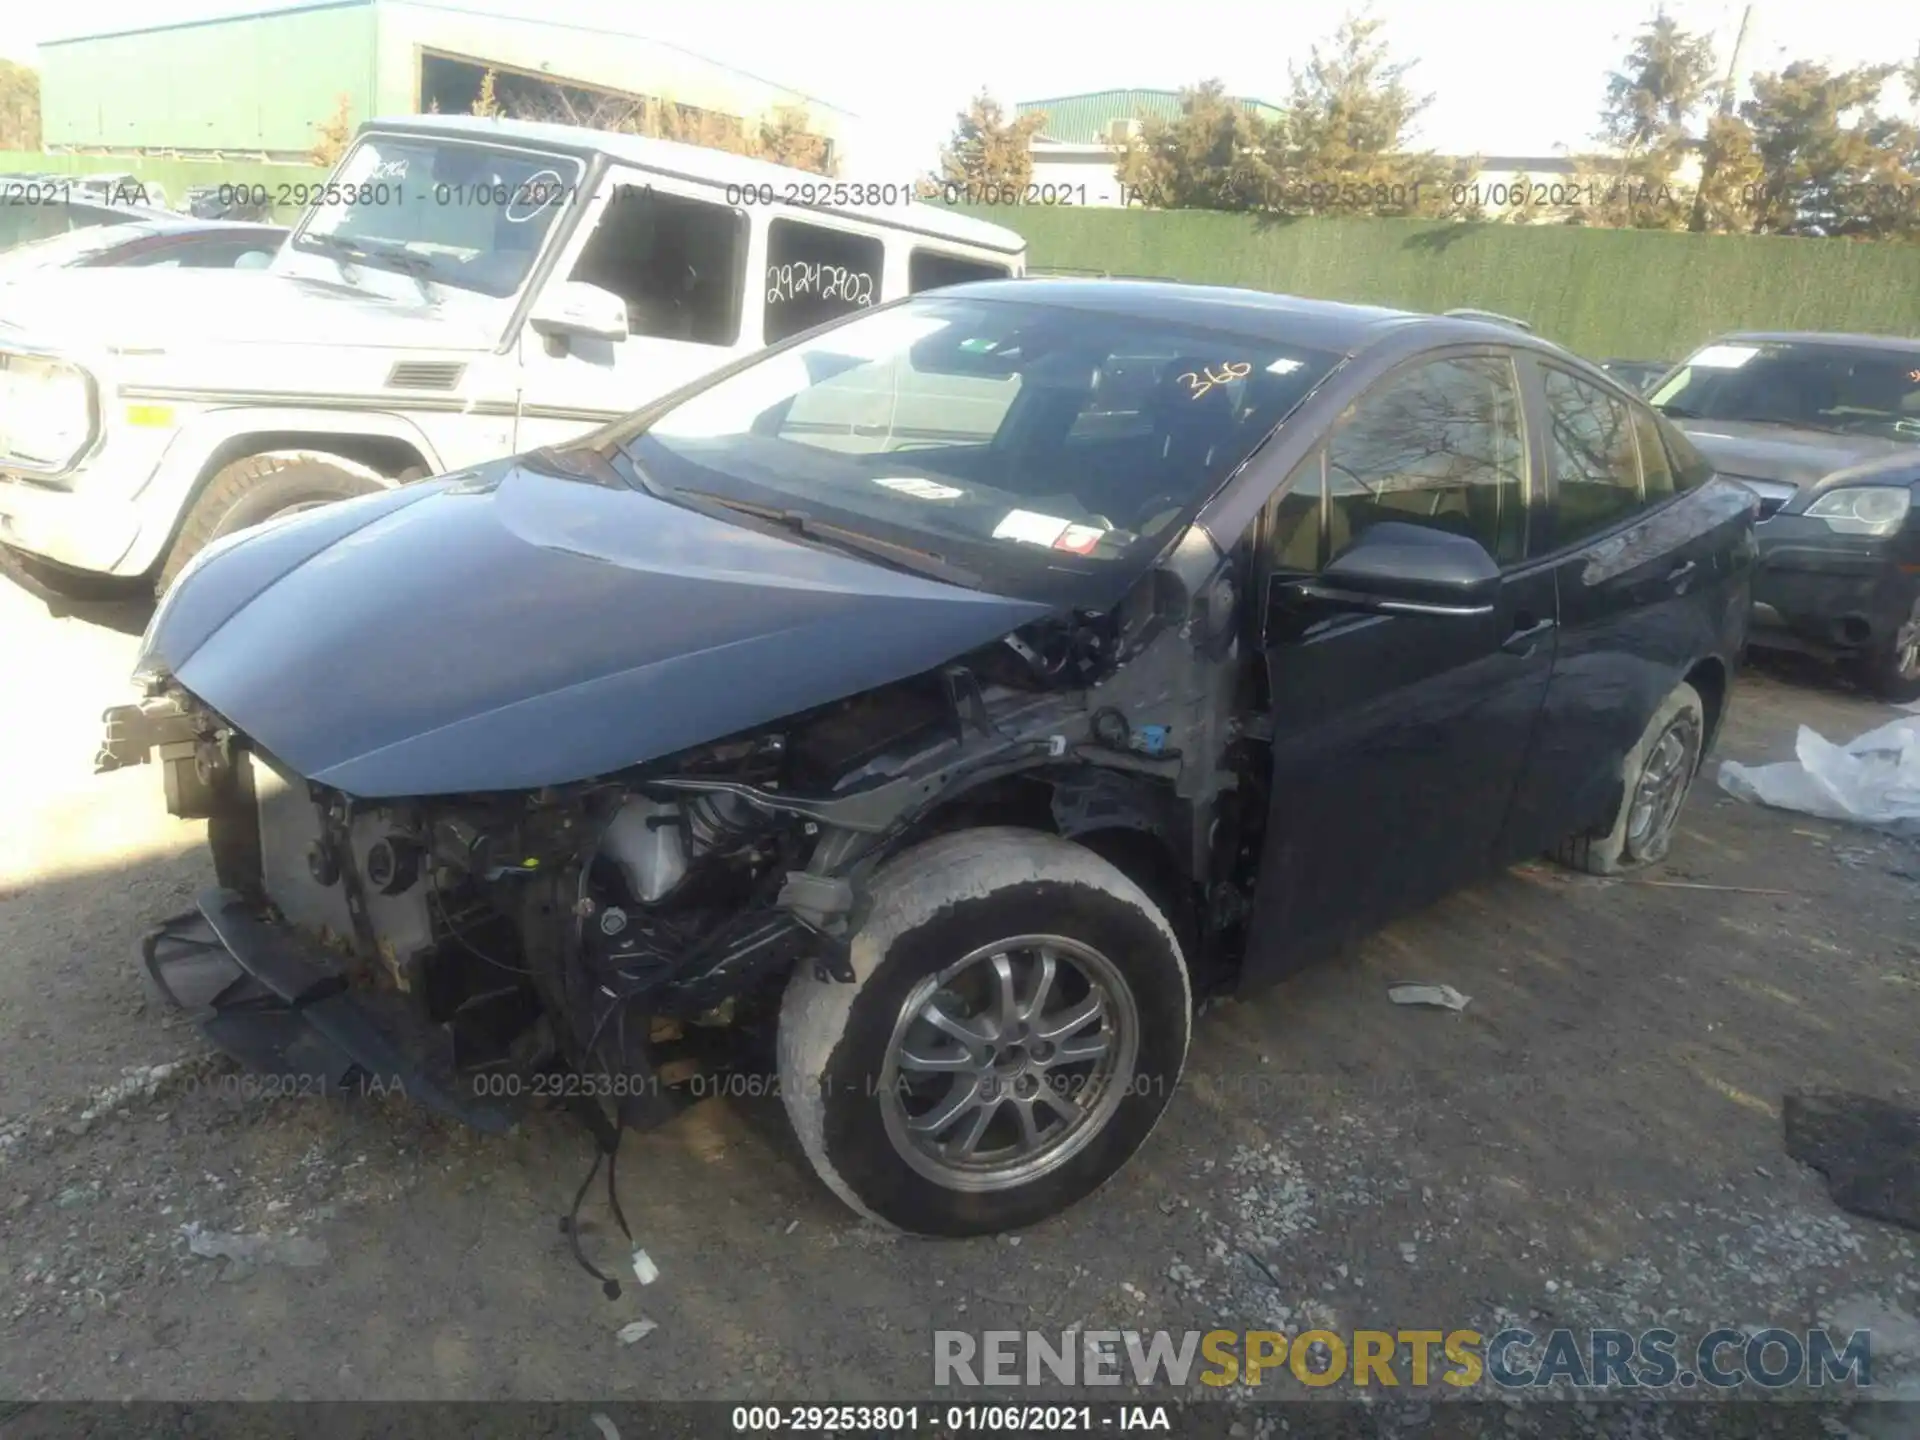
[[99, 281, 1756, 1245]]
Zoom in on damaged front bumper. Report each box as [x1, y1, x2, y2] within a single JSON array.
[[145, 887, 525, 1133]]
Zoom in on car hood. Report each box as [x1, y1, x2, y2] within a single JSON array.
[[1675, 419, 1911, 489], [136, 460, 1052, 798], [0, 268, 495, 352]]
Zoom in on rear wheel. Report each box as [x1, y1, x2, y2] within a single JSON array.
[[778, 828, 1191, 1235], [156, 454, 383, 595], [1554, 680, 1705, 875]]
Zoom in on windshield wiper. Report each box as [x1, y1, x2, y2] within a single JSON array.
[[671, 489, 980, 588], [300, 232, 437, 288]]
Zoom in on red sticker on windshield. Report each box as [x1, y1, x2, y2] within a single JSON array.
[[1053, 524, 1105, 555]]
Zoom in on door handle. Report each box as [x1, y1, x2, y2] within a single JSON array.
[[1667, 560, 1698, 586], [1501, 616, 1555, 656]]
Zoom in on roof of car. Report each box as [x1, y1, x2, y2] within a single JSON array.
[[362, 114, 1027, 256], [1713, 330, 1920, 353], [939, 277, 1546, 356]]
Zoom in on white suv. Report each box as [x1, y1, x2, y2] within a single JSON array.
[[0, 116, 1025, 595]]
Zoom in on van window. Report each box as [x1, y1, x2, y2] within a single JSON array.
[[762, 218, 883, 344], [909, 249, 1011, 293], [570, 184, 746, 345]]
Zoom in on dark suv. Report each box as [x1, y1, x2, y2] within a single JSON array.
[[1655, 332, 1920, 699]]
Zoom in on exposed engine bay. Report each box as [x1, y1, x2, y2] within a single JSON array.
[[104, 527, 1260, 1193]]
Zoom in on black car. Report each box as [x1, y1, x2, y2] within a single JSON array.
[[0, 174, 178, 252], [1599, 359, 1673, 396], [0, 217, 287, 277], [1655, 332, 1920, 700], [97, 282, 1754, 1240]]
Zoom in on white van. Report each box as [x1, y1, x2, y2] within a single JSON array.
[[0, 115, 1026, 593]]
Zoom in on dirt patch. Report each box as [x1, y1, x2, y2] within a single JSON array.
[[1, 573, 1916, 1423]]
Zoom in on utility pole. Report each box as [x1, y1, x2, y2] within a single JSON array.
[[1688, 2, 1753, 231]]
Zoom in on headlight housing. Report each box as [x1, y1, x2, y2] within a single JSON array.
[[1802, 486, 1913, 537], [0, 350, 99, 473]]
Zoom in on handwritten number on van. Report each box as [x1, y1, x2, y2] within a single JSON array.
[[767, 262, 875, 309]]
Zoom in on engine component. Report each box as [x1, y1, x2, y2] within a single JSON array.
[[684, 791, 768, 853], [306, 840, 340, 886], [600, 796, 690, 903], [365, 836, 422, 895]]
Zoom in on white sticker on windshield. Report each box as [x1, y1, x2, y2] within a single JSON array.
[[1267, 357, 1304, 375], [874, 476, 963, 500], [1689, 344, 1760, 369], [811, 312, 952, 362], [992, 509, 1071, 547]]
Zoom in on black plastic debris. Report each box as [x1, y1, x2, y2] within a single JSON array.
[[1784, 1090, 1920, 1233]]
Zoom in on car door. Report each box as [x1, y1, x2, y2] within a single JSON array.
[[515, 169, 754, 451], [1496, 359, 1747, 859], [1241, 347, 1558, 986]]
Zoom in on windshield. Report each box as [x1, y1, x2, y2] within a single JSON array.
[[583, 295, 1342, 604], [293, 135, 582, 298], [1652, 339, 1920, 443]]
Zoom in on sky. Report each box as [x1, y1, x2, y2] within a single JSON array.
[[7, 0, 1920, 179]]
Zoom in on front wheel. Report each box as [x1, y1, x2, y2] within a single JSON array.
[[1847, 598, 1920, 703], [1554, 680, 1706, 875], [156, 453, 384, 595], [778, 828, 1192, 1236]]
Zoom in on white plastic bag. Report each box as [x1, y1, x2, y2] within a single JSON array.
[[1718, 717, 1920, 835]]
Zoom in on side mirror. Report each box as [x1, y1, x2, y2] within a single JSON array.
[[528, 281, 630, 344], [1272, 521, 1499, 620]]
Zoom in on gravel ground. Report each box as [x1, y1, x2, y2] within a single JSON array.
[[0, 560, 1916, 1435]]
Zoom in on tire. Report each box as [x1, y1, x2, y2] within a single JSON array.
[[1553, 680, 1706, 875], [156, 454, 382, 595], [778, 828, 1191, 1236], [1845, 598, 1920, 703]]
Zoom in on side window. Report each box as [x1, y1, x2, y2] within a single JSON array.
[[1325, 354, 1527, 566], [1545, 367, 1643, 546], [762, 218, 883, 344], [569, 184, 746, 345], [1662, 419, 1715, 492], [909, 249, 1011, 293], [1266, 448, 1325, 573], [1635, 404, 1675, 502]]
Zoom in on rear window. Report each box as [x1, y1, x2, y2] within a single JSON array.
[[1660, 419, 1715, 492], [909, 249, 1012, 293]]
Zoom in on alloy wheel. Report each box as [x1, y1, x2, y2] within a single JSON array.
[[877, 935, 1140, 1193]]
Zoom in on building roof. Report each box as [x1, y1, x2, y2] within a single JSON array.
[[41, 0, 373, 45], [369, 114, 1027, 254], [39, 0, 855, 117], [1015, 89, 1284, 146]]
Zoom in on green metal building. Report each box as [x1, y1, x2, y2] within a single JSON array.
[[39, 0, 859, 164]]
